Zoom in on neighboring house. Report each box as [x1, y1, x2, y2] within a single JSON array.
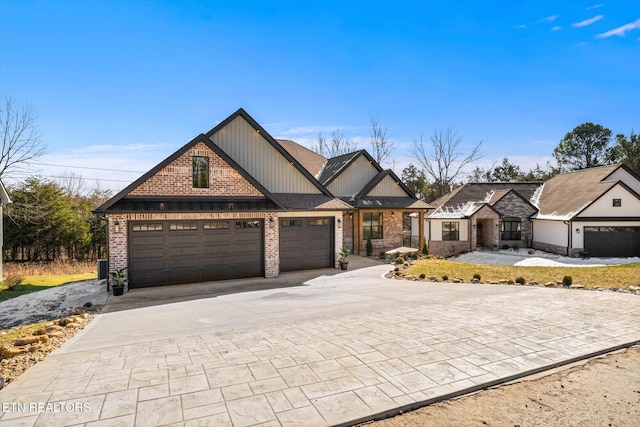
[[427, 164, 640, 258], [427, 182, 541, 257], [96, 108, 429, 288], [0, 181, 11, 280], [532, 164, 640, 257]]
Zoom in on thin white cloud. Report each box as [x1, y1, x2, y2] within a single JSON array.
[[573, 15, 604, 28], [596, 18, 640, 38], [545, 15, 559, 23], [517, 24, 526, 29], [587, 3, 604, 11], [551, 26, 562, 31]]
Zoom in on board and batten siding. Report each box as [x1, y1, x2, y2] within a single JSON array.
[[327, 155, 379, 197], [606, 168, 640, 195], [212, 116, 320, 194], [578, 184, 640, 218], [368, 175, 410, 197]]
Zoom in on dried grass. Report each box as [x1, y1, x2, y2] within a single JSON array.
[[4, 261, 95, 277]]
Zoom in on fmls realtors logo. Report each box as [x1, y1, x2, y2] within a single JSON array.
[[2, 402, 91, 414]]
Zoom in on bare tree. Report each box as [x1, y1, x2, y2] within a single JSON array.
[[312, 129, 357, 157], [0, 96, 46, 179], [369, 117, 393, 165], [410, 127, 482, 199]]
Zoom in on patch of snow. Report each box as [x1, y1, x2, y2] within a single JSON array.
[[0, 279, 108, 329], [386, 247, 419, 254], [530, 183, 543, 207], [449, 249, 640, 267]]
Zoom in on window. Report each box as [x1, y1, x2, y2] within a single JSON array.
[[236, 220, 260, 228], [442, 222, 459, 241], [363, 213, 382, 239], [193, 156, 209, 188], [501, 219, 522, 240], [132, 223, 163, 232], [613, 198, 622, 207], [281, 219, 302, 227], [309, 219, 329, 226], [204, 221, 229, 230], [170, 223, 197, 231]]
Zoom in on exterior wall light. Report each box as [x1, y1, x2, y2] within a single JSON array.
[[114, 221, 120, 234], [337, 218, 342, 228]]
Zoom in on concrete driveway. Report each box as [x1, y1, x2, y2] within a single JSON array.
[[1, 263, 639, 426]]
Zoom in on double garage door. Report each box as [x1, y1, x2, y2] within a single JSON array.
[[128, 220, 264, 288], [584, 226, 640, 257], [128, 217, 334, 288]]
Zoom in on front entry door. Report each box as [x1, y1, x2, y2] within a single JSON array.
[[477, 222, 484, 246]]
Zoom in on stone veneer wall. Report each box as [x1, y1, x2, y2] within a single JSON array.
[[108, 212, 280, 279], [130, 142, 264, 197], [533, 241, 572, 257], [493, 193, 537, 249], [428, 240, 472, 258]]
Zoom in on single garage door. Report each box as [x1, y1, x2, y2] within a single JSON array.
[[279, 217, 334, 272], [128, 219, 264, 288], [584, 226, 640, 257]]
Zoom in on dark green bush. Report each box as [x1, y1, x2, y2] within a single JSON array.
[[473, 273, 481, 280], [563, 275, 572, 287], [442, 275, 449, 281], [395, 256, 405, 264], [422, 242, 429, 255], [366, 236, 373, 256], [515, 276, 526, 285], [419, 273, 426, 279]]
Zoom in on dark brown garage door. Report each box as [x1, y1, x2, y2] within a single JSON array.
[[279, 217, 334, 272], [128, 220, 264, 288], [584, 226, 640, 257]]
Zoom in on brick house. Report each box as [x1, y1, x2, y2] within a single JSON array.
[[96, 108, 429, 288]]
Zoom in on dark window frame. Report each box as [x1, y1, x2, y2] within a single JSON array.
[[501, 219, 522, 241], [192, 156, 209, 188], [363, 212, 383, 240], [613, 198, 622, 207], [442, 221, 459, 241]]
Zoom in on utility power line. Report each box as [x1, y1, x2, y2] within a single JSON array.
[[29, 162, 145, 173]]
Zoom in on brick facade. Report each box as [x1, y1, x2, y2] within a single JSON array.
[[130, 142, 264, 197]]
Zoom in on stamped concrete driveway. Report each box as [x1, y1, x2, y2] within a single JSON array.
[[1, 264, 639, 426]]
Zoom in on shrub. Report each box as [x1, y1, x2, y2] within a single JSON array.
[[1, 274, 23, 291], [379, 251, 387, 260], [513, 243, 520, 251], [395, 256, 405, 265], [422, 242, 429, 255], [419, 273, 426, 279], [473, 273, 481, 280], [502, 244, 509, 250], [366, 236, 373, 256], [563, 275, 572, 287], [442, 275, 449, 281], [515, 276, 526, 285]]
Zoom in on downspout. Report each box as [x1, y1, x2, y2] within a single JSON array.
[[563, 220, 571, 256], [469, 219, 473, 252]]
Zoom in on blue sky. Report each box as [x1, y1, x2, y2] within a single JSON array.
[[1, 0, 639, 192]]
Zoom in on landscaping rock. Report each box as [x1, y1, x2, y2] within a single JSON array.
[[45, 325, 63, 332], [47, 331, 65, 338], [529, 281, 539, 286], [472, 278, 480, 283], [569, 284, 585, 289], [499, 279, 509, 284], [544, 282, 556, 287], [64, 322, 81, 329], [1, 346, 26, 359], [14, 336, 48, 346], [452, 279, 462, 283]]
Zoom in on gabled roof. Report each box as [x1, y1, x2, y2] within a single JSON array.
[[317, 150, 382, 186], [429, 182, 542, 219], [276, 139, 327, 178], [535, 164, 638, 220], [274, 194, 353, 210], [355, 170, 416, 200], [95, 134, 286, 213], [205, 108, 332, 197]]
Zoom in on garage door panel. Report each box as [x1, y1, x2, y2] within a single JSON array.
[[584, 226, 640, 257], [280, 218, 333, 272], [129, 220, 264, 288]]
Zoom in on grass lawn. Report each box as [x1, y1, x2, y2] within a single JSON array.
[[0, 273, 97, 302], [409, 259, 640, 290]]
